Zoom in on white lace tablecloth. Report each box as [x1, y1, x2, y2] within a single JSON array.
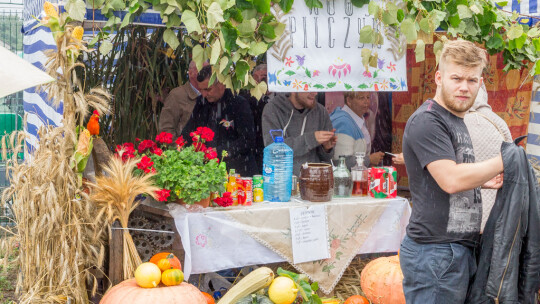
[[168, 196, 411, 286]]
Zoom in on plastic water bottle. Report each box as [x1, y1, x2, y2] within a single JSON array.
[[263, 130, 293, 202]]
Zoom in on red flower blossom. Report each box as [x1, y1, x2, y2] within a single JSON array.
[[175, 136, 186, 149], [194, 142, 207, 152], [213, 192, 233, 207], [155, 189, 171, 202], [204, 148, 218, 160], [195, 127, 214, 142], [156, 132, 173, 144], [135, 138, 141, 142], [115, 142, 136, 161], [152, 147, 163, 156], [137, 155, 154, 173], [138, 139, 157, 154]]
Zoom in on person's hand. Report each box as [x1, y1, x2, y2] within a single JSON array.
[[315, 130, 335, 145], [483, 173, 504, 189], [370, 151, 385, 166], [392, 153, 405, 165], [322, 134, 337, 151]]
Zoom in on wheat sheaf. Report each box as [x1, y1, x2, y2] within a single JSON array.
[[271, 5, 293, 62]]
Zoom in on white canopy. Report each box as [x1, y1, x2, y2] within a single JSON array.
[[0, 45, 54, 99]]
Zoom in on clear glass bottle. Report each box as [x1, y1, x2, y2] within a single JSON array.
[[351, 152, 369, 196], [333, 155, 352, 198]]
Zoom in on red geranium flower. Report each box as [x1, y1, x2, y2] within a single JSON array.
[[152, 147, 163, 156], [138, 139, 157, 154], [194, 142, 207, 152], [175, 136, 186, 149], [213, 192, 233, 207], [115, 142, 136, 161], [204, 148, 218, 160], [156, 132, 173, 144], [155, 189, 171, 202], [195, 126, 214, 142], [137, 155, 154, 173]]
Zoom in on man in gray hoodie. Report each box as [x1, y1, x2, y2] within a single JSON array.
[[262, 92, 336, 176]]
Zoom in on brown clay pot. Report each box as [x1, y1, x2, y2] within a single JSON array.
[[176, 196, 211, 208], [299, 163, 334, 202]]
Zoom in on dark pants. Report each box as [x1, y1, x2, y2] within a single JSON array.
[[399, 235, 477, 304]]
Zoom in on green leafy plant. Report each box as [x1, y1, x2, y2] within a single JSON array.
[[277, 267, 323, 304], [116, 128, 227, 204], [85, 0, 540, 88]]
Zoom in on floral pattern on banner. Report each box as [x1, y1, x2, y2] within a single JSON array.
[[392, 43, 533, 187], [269, 55, 407, 92]]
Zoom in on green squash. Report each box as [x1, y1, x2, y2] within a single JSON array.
[[237, 294, 274, 304]]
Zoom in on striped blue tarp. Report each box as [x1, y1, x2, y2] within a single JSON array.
[[23, 0, 62, 153], [526, 77, 540, 168]]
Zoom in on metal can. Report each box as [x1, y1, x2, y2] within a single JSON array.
[[253, 188, 264, 202], [242, 177, 253, 205], [253, 175, 263, 189], [237, 178, 246, 205]]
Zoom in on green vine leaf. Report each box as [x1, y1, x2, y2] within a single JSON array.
[[210, 40, 222, 65], [163, 28, 180, 50], [327, 82, 336, 88], [120, 12, 132, 29], [192, 44, 205, 71], [415, 39, 425, 62], [382, 2, 398, 25], [313, 84, 325, 89], [235, 60, 250, 85], [351, 0, 370, 8], [419, 18, 431, 34], [285, 70, 296, 76], [221, 22, 238, 51], [278, 0, 294, 12], [304, 0, 323, 9], [358, 84, 369, 89], [359, 26, 374, 44], [65, 0, 86, 21], [305, 68, 311, 78], [368, 1, 379, 17], [469, 4, 483, 15], [259, 24, 276, 39], [433, 40, 443, 65], [99, 40, 113, 55], [528, 28, 540, 38], [250, 81, 268, 100], [248, 41, 268, 56], [181, 10, 203, 34], [344, 83, 352, 90], [361, 48, 371, 68], [401, 19, 417, 43], [254, 0, 271, 13], [238, 18, 257, 37], [208, 2, 225, 29], [507, 24, 524, 40], [457, 5, 472, 19]]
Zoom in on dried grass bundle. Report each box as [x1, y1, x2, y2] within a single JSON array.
[[89, 156, 159, 279], [1, 128, 107, 304]]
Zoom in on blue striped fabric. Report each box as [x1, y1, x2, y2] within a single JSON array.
[[526, 76, 540, 168], [22, 13, 62, 153], [496, 0, 540, 25]]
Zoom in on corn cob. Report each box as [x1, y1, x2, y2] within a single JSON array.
[[43, 1, 58, 18], [217, 267, 274, 304], [72, 26, 84, 41]]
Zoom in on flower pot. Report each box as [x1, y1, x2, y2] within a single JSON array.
[[176, 196, 211, 208]]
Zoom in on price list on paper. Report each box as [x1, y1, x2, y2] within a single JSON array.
[[289, 205, 330, 264]]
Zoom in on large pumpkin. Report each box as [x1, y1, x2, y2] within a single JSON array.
[[100, 279, 207, 304], [360, 255, 405, 304], [150, 252, 182, 270]]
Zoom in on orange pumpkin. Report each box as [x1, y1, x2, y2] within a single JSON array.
[[201, 291, 215, 304], [150, 252, 182, 271], [360, 255, 405, 304], [161, 269, 184, 286], [344, 295, 369, 304], [100, 279, 207, 304]]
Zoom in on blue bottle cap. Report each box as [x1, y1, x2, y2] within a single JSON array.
[[275, 136, 284, 143]]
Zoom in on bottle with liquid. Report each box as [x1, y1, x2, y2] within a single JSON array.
[[263, 130, 293, 202], [351, 152, 369, 196], [333, 155, 352, 197], [227, 169, 239, 205]]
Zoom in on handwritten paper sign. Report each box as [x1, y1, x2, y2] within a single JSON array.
[[289, 205, 330, 264], [267, 0, 407, 92]]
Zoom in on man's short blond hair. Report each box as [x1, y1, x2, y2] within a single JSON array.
[[439, 40, 488, 72]]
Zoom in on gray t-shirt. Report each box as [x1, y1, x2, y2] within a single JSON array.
[[403, 99, 481, 248]]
